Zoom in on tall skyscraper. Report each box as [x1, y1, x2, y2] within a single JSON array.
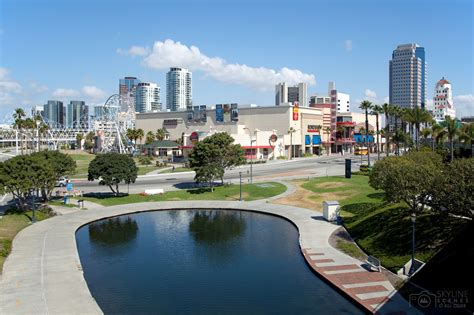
[[135, 82, 161, 113], [43, 100, 65, 128], [119, 76, 140, 111], [166, 67, 192, 111], [389, 43, 427, 109], [433, 77, 455, 122], [67, 101, 89, 129], [275, 82, 308, 106]]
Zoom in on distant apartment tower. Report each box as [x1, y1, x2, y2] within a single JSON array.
[[119, 76, 140, 111], [433, 77, 455, 122], [43, 100, 65, 128], [166, 67, 192, 111], [389, 43, 427, 109], [67, 101, 89, 129], [275, 82, 308, 106], [135, 82, 161, 113]]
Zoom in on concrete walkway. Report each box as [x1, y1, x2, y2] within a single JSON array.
[[0, 199, 417, 314]]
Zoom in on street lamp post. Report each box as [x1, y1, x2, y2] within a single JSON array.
[[36, 120, 40, 152], [239, 171, 242, 201], [409, 213, 416, 275], [244, 128, 258, 184]]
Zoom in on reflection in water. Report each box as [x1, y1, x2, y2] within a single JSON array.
[[189, 210, 246, 245], [88, 216, 138, 246]]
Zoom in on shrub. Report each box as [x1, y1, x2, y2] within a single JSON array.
[[277, 156, 287, 160], [138, 156, 152, 165]]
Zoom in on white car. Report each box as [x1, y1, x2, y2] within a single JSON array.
[[55, 177, 68, 187]]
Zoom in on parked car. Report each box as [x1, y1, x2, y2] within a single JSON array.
[[55, 176, 68, 187]]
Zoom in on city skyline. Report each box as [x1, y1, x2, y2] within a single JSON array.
[[0, 0, 473, 120]]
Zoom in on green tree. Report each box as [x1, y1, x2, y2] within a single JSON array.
[[76, 133, 84, 149], [33, 151, 76, 201], [370, 104, 383, 160], [359, 100, 372, 166], [369, 153, 441, 217], [189, 132, 245, 191], [431, 158, 474, 218], [145, 131, 155, 145], [84, 132, 95, 152], [459, 123, 474, 156], [430, 123, 444, 152], [403, 107, 432, 150], [155, 128, 167, 141], [88, 153, 138, 195], [13, 108, 26, 155], [136, 128, 144, 146], [0, 154, 55, 211], [443, 116, 458, 161], [381, 103, 393, 156]]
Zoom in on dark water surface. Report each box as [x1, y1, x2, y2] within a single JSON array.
[[76, 210, 362, 314]]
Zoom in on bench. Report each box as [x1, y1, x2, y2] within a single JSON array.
[[366, 255, 381, 272]]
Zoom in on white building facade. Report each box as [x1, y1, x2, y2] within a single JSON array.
[[166, 67, 192, 111], [135, 82, 161, 113], [433, 77, 455, 122]]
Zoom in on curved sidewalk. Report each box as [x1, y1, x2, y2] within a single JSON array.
[[0, 200, 416, 314]]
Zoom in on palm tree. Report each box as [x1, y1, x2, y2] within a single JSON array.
[[392, 129, 407, 155], [359, 100, 372, 166], [156, 128, 166, 141], [420, 127, 431, 146], [370, 104, 382, 161], [136, 128, 144, 146], [145, 131, 155, 145], [444, 116, 458, 161], [288, 127, 297, 159], [403, 107, 432, 150], [324, 127, 332, 156], [381, 103, 393, 156], [430, 123, 443, 152], [13, 108, 26, 154], [460, 123, 474, 157]]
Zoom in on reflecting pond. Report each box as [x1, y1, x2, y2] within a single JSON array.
[[76, 210, 362, 314]]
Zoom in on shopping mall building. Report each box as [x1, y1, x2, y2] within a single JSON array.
[[135, 104, 382, 160]]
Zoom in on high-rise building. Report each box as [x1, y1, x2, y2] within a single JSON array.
[[275, 82, 308, 106], [135, 82, 161, 113], [166, 67, 192, 111], [43, 100, 65, 128], [119, 76, 140, 111], [67, 101, 89, 129], [433, 77, 455, 122], [389, 43, 427, 109]]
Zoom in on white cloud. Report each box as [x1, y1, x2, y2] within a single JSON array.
[[118, 39, 316, 90], [364, 89, 377, 99], [52, 88, 79, 98], [117, 46, 150, 57], [82, 85, 106, 100], [344, 40, 352, 52], [0, 68, 22, 93], [454, 94, 474, 118], [29, 81, 48, 93]]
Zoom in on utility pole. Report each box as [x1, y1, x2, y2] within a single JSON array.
[[239, 171, 242, 201]]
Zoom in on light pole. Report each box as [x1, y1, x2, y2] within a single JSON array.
[[409, 213, 416, 275], [288, 128, 300, 159], [36, 120, 40, 152], [239, 171, 242, 201], [244, 128, 258, 184]]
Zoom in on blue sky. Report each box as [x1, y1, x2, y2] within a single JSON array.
[[0, 0, 473, 120]]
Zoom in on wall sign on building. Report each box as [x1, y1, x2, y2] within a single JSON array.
[[307, 125, 320, 132], [269, 134, 278, 143], [190, 132, 199, 144], [293, 102, 299, 121]]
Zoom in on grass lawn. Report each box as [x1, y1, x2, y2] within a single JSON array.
[[0, 209, 52, 273], [80, 182, 286, 206], [160, 167, 193, 174], [274, 174, 470, 273], [136, 165, 162, 175]]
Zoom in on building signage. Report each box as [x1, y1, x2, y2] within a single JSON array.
[[269, 134, 278, 143], [190, 132, 199, 144], [187, 105, 207, 123], [307, 125, 320, 132], [293, 102, 299, 121], [216, 103, 238, 123], [163, 119, 179, 126]]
